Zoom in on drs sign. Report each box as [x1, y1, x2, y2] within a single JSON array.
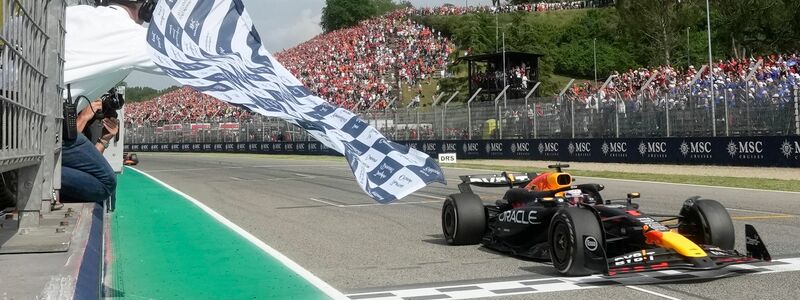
[[438, 153, 457, 164]]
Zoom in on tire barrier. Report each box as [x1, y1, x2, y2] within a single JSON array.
[[125, 135, 800, 167]]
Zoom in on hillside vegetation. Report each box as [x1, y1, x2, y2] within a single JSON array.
[[415, 0, 800, 95]]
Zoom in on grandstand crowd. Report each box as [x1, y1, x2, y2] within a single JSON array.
[[125, 87, 251, 126], [569, 52, 800, 114], [126, 10, 450, 126], [126, 1, 798, 137], [275, 10, 450, 111], [411, 0, 613, 16]]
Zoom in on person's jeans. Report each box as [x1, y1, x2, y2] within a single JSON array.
[[61, 134, 116, 203]]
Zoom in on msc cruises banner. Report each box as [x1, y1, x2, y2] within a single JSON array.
[[126, 136, 800, 168], [145, 0, 445, 203]]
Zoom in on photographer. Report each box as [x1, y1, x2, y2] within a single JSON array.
[[59, 0, 158, 204], [61, 99, 119, 204]]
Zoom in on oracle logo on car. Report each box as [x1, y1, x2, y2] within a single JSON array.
[[498, 209, 538, 225]]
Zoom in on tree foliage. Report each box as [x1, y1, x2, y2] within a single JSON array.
[[616, 0, 702, 66], [417, 0, 800, 94], [120, 83, 180, 103], [321, 0, 404, 33]]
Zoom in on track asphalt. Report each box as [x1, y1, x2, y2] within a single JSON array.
[[111, 153, 800, 300]]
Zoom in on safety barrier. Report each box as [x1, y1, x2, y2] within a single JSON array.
[[126, 135, 800, 167], [1, 0, 64, 229]]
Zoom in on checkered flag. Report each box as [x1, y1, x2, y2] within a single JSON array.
[[146, 0, 445, 203]]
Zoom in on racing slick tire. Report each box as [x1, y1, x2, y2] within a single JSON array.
[[678, 199, 735, 250], [442, 193, 486, 245], [548, 207, 603, 276]]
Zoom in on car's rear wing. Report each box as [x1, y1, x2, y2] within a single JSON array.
[[457, 173, 536, 193]]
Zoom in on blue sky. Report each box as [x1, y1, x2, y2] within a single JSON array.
[[125, 0, 495, 88]]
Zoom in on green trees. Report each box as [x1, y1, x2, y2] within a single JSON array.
[[616, 0, 702, 66], [121, 84, 180, 103], [417, 0, 800, 84], [320, 0, 405, 33]]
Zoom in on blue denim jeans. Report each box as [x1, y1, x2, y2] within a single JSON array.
[[61, 134, 116, 203]]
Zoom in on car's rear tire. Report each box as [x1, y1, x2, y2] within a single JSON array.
[[548, 207, 603, 276], [442, 193, 486, 245], [678, 198, 735, 250]]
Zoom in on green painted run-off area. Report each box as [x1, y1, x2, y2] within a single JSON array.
[[110, 169, 330, 299]]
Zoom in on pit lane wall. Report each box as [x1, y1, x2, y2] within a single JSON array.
[[125, 136, 800, 167]]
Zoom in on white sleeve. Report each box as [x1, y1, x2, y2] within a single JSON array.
[[109, 24, 161, 74]]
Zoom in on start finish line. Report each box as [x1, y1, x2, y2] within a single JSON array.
[[126, 135, 800, 168]]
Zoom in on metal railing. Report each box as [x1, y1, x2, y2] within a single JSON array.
[[125, 82, 800, 144], [1, 0, 65, 229]]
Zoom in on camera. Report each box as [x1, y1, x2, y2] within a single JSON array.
[[96, 87, 125, 120]]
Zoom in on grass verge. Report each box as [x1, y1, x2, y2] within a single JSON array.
[[446, 162, 800, 193], [144, 153, 800, 192]]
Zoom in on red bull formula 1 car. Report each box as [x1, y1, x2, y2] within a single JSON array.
[[123, 152, 139, 166], [441, 164, 771, 276]]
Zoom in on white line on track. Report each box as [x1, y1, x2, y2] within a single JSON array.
[[443, 166, 800, 194], [127, 167, 347, 299], [347, 258, 800, 300], [726, 207, 797, 216], [308, 197, 439, 208], [625, 286, 682, 300], [144, 164, 329, 173]]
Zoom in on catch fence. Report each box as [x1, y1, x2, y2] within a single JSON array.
[[125, 84, 800, 144]]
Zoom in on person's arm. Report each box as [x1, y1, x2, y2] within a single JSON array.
[[77, 101, 102, 133], [95, 118, 119, 153]]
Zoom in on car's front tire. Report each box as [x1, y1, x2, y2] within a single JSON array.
[[442, 193, 486, 245], [678, 198, 735, 250], [549, 207, 604, 276]]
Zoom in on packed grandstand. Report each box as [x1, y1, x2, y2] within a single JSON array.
[[125, 0, 799, 134]]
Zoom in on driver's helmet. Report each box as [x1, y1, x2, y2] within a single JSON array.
[[564, 189, 584, 206]]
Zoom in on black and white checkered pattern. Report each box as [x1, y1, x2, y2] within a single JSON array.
[[145, 0, 445, 203], [346, 258, 800, 299]]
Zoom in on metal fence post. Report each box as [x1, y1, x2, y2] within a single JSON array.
[[431, 92, 444, 139], [494, 86, 510, 139], [615, 97, 620, 138], [724, 89, 730, 136], [466, 88, 482, 140], [568, 96, 574, 138], [665, 95, 670, 137], [556, 80, 575, 138], [795, 84, 800, 135], [415, 108, 420, 140], [524, 83, 540, 139], [442, 92, 459, 139]]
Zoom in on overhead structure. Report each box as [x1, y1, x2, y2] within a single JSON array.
[[456, 51, 543, 101]]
